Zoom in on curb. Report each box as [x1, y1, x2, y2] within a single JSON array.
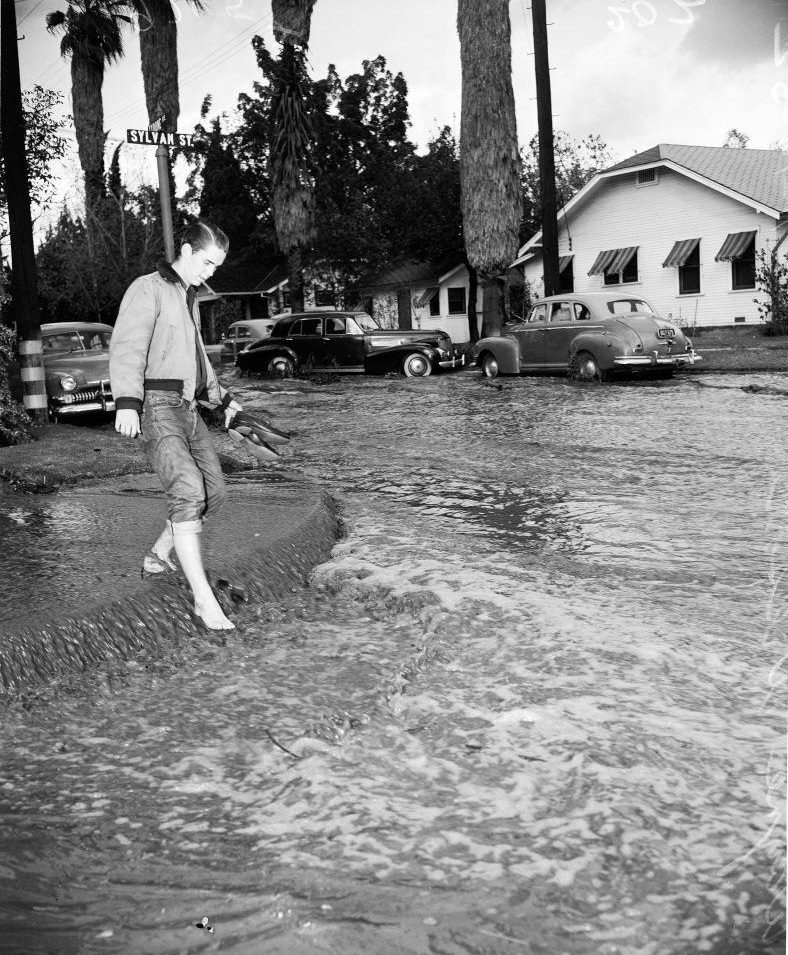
[[0, 478, 341, 693]]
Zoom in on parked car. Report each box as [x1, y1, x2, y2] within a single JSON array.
[[471, 292, 700, 380], [220, 318, 276, 362], [236, 311, 464, 378], [40, 322, 115, 418]]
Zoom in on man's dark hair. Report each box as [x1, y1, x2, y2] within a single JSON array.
[[180, 220, 229, 253]]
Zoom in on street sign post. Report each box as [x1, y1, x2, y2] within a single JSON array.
[[126, 121, 195, 262]]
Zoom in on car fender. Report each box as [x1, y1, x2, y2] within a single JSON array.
[[475, 336, 520, 375], [365, 342, 438, 373], [568, 331, 612, 366], [237, 342, 299, 369]]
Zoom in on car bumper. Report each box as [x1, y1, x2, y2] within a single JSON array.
[[51, 380, 115, 415], [438, 354, 466, 369], [613, 353, 701, 367]]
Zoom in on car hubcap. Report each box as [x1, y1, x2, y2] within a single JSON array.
[[407, 356, 428, 376], [483, 356, 498, 377]]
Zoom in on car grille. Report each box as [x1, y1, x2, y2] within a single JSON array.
[[57, 380, 113, 405]]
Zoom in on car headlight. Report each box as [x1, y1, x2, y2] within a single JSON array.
[[59, 375, 77, 392]]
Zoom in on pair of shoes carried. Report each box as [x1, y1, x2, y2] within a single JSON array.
[[141, 549, 177, 578]]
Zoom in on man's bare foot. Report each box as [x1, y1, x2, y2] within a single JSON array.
[[194, 597, 235, 630]]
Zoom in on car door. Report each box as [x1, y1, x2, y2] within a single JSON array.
[[543, 301, 576, 369], [320, 315, 365, 371], [515, 303, 548, 369], [289, 316, 324, 367]]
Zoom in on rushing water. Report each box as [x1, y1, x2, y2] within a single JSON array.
[[1, 369, 786, 955]]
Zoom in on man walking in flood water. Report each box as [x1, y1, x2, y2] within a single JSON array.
[[110, 220, 242, 631]]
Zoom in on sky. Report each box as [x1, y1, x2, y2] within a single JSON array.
[[13, 0, 788, 241]]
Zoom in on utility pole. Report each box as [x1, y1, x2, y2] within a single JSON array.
[[0, 0, 47, 422], [531, 0, 560, 297]]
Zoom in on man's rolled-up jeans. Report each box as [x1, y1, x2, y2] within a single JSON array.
[[140, 391, 227, 525]]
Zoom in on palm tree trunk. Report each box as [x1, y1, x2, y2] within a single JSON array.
[[457, 0, 521, 337], [287, 246, 305, 312], [269, 39, 315, 299], [71, 55, 106, 218], [136, 0, 180, 128]]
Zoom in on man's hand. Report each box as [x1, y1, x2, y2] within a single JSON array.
[[224, 399, 243, 430], [115, 408, 140, 438]]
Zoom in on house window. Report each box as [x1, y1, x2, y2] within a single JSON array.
[[314, 288, 335, 307], [679, 243, 701, 295], [636, 169, 657, 186], [429, 291, 440, 316], [604, 250, 638, 285], [447, 287, 467, 314], [731, 235, 756, 290]]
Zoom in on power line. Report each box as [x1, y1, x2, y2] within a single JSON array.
[[103, 13, 271, 128], [17, 0, 44, 27]]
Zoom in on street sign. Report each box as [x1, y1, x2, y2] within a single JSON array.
[[126, 128, 194, 147]]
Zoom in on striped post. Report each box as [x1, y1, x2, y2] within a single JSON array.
[[18, 338, 48, 417]]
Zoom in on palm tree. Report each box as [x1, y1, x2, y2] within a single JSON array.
[[46, 0, 131, 218], [457, 0, 521, 337], [269, 0, 316, 312], [133, 0, 203, 130]]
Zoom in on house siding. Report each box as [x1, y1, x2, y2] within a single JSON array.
[[366, 270, 483, 343], [523, 168, 780, 328]]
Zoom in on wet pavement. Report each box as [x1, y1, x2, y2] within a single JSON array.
[[0, 370, 785, 954], [0, 471, 339, 691]]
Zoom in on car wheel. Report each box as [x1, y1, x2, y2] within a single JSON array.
[[266, 355, 295, 378], [402, 353, 432, 378], [569, 350, 605, 381], [480, 352, 499, 379]]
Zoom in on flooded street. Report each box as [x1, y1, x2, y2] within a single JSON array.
[[1, 369, 786, 954]]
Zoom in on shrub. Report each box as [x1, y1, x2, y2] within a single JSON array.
[[754, 249, 788, 336], [0, 326, 33, 446]]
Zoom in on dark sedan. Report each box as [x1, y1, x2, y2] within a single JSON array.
[[236, 311, 464, 378]]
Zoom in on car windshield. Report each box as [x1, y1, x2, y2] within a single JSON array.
[[44, 329, 112, 352], [607, 299, 654, 315]]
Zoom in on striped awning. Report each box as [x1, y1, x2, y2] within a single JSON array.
[[715, 231, 756, 262], [558, 255, 574, 273], [413, 286, 438, 309], [662, 238, 700, 268], [587, 247, 637, 275], [608, 246, 638, 274], [587, 249, 618, 275]]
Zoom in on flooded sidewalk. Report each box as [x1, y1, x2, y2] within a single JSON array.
[[0, 471, 339, 692]]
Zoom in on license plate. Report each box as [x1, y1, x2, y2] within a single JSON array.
[[657, 326, 677, 339]]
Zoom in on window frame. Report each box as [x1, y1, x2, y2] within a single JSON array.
[[731, 236, 756, 291], [447, 286, 467, 315], [678, 243, 701, 295]]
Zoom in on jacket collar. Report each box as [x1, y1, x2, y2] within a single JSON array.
[[156, 259, 187, 289]]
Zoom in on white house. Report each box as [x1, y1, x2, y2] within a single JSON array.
[[353, 259, 483, 343], [514, 144, 788, 329]]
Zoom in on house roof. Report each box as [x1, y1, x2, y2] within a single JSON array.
[[516, 143, 788, 263], [606, 144, 788, 213], [354, 258, 457, 292], [253, 264, 289, 294]]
